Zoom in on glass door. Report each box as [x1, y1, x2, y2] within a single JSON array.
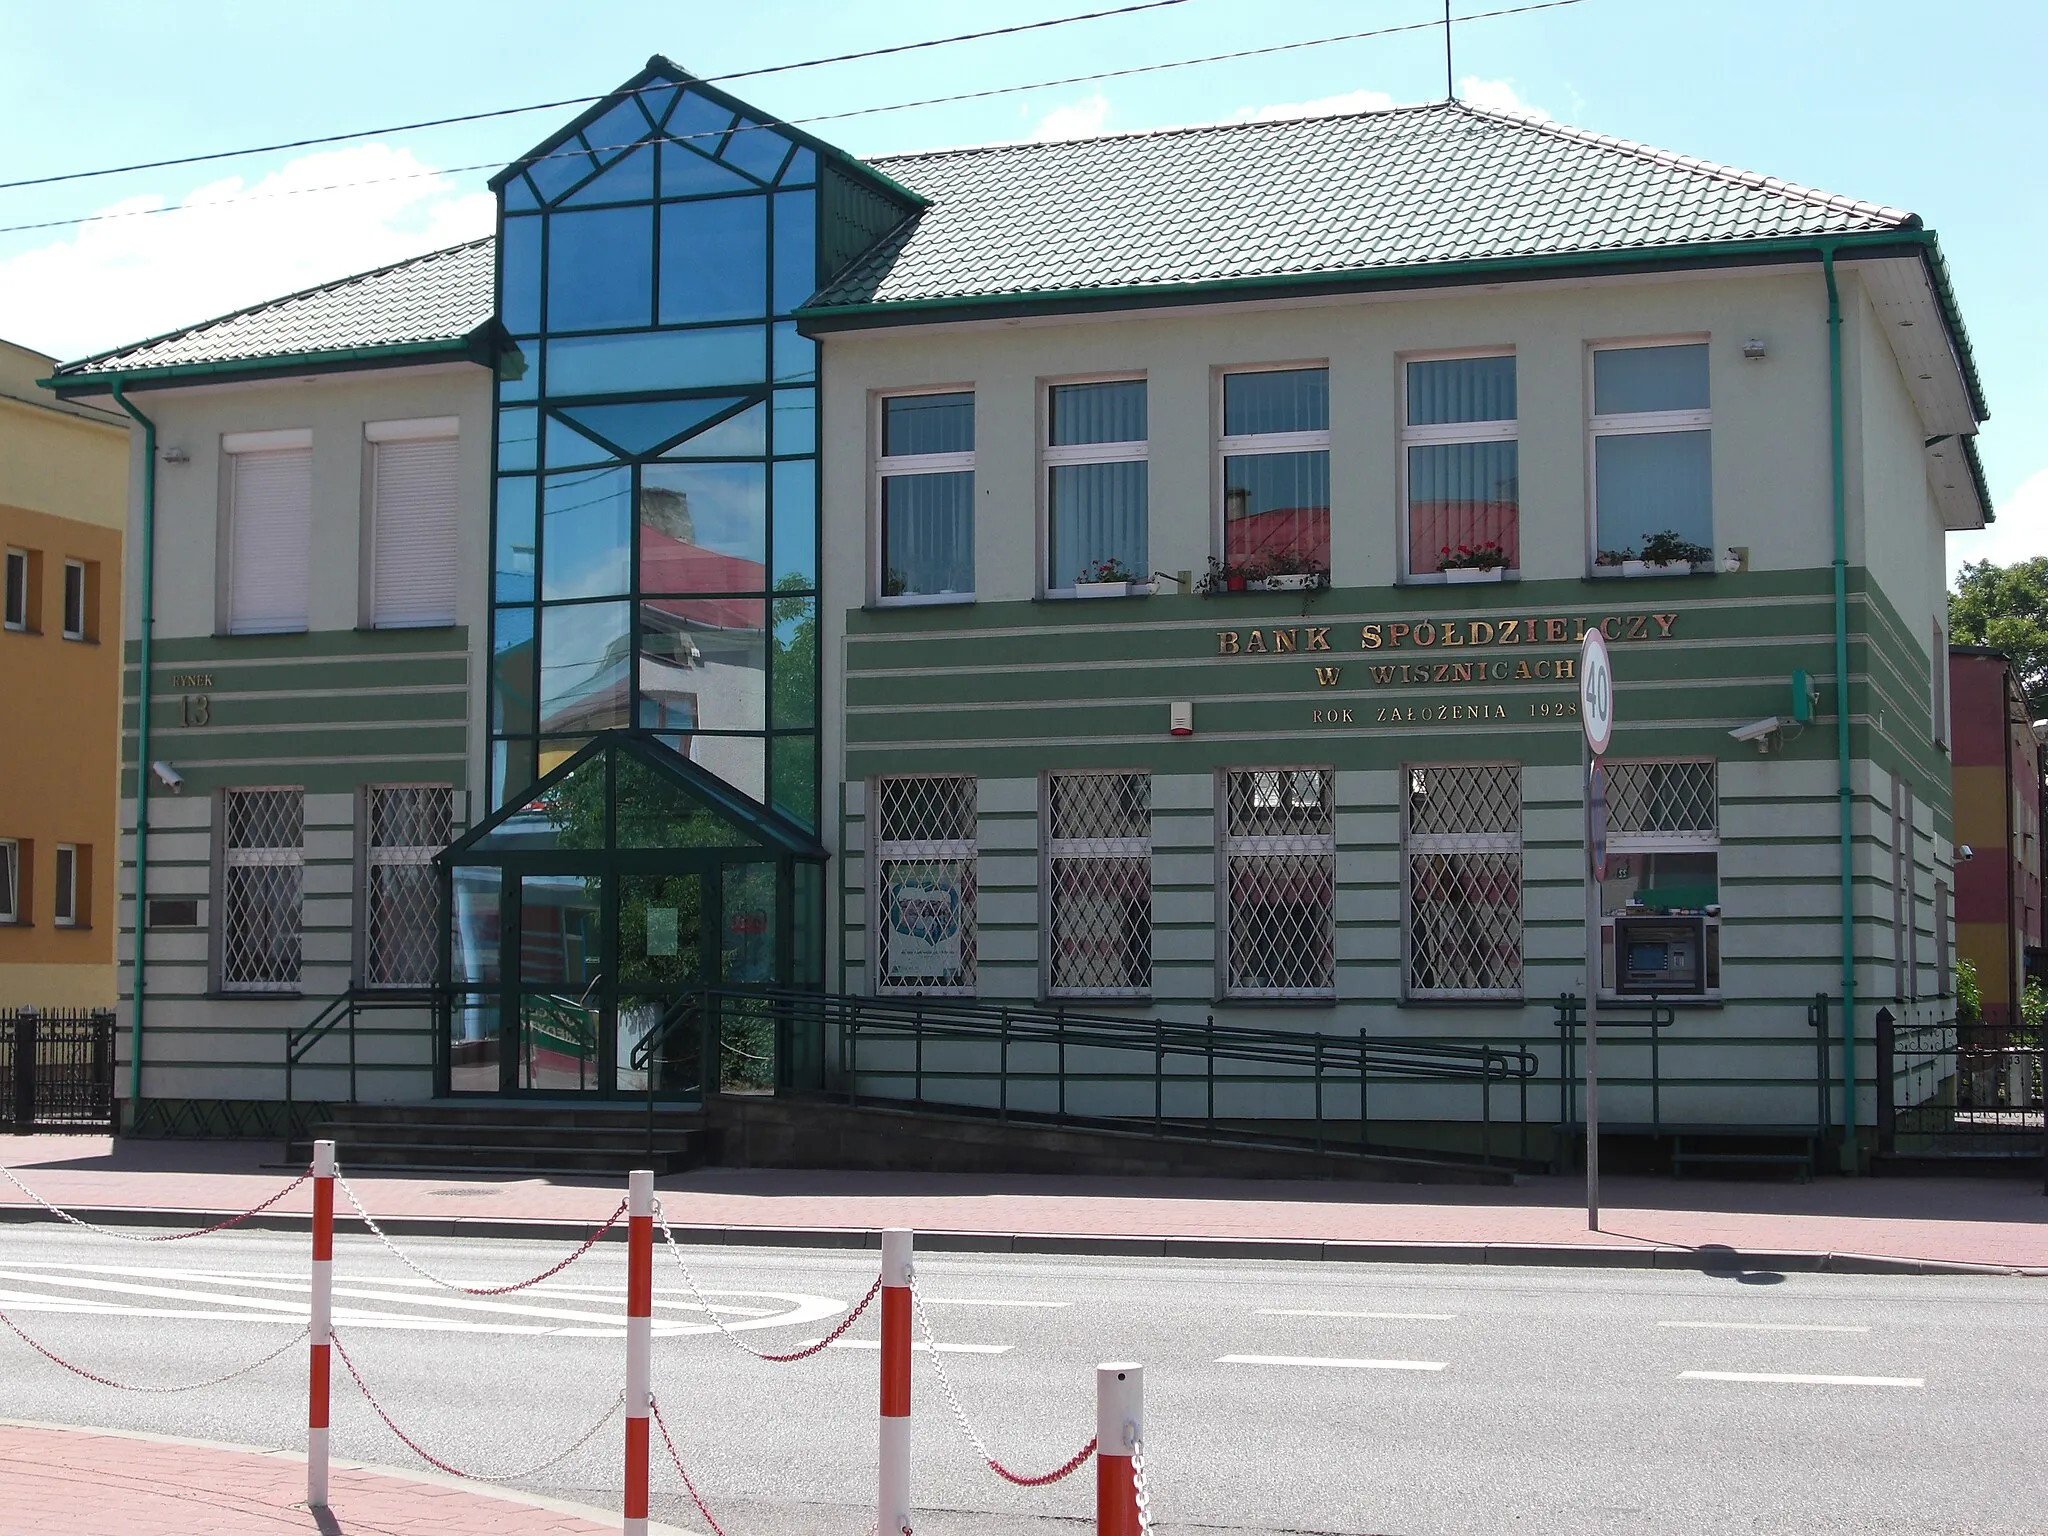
[[515, 871, 606, 1092], [614, 870, 707, 1098]]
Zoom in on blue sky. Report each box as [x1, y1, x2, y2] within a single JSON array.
[[2, 0, 2040, 575]]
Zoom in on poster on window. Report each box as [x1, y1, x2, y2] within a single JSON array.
[[885, 869, 964, 979]]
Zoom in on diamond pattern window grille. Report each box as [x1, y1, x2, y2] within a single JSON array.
[[366, 785, 452, 988], [221, 789, 303, 992], [1223, 767, 1334, 997], [1404, 764, 1522, 998], [1047, 772, 1151, 996], [1605, 758, 1716, 846], [874, 775, 977, 994]]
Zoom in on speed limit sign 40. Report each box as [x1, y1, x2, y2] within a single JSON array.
[[1580, 629, 1614, 755]]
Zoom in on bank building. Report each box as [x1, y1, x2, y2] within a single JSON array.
[[43, 59, 1991, 1179]]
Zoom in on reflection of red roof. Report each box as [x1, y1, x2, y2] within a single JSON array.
[[1225, 506, 1329, 563], [639, 524, 766, 631]]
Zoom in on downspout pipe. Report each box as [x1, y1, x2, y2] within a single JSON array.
[[109, 381, 155, 1119], [1821, 245, 1858, 1171]]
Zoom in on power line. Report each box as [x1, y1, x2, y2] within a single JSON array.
[[0, 0, 1192, 195], [0, 0, 1590, 240]]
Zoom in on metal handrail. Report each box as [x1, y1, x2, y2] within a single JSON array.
[[283, 987, 437, 1140]]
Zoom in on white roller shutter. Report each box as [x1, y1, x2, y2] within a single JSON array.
[[371, 435, 459, 627], [228, 446, 312, 634]]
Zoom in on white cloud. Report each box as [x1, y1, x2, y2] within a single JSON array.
[[1950, 465, 2048, 585], [0, 144, 495, 363], [1458, 76, 1552, 120], [1227, 88, 1395, 124], [1032, 94, 1113, 141]]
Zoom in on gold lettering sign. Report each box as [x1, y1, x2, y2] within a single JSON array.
[[171, 672, 214, 688], [1309, 699, 1585, 728], [1217, 612, 1676, 659]]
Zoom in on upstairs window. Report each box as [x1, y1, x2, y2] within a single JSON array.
[[1590, 342, 1712, 571], [61, 559, 94, 641], [0, 839, 20, 923], [4, 547, 35, 631], [224, 430, 313, 634], [877, 392, 974, 603], [1045, 380, 1148, 594], [1221, 367, 1329, 575], [1405, 355, 1518, 579], [53, 844, 83, 927], [368, 419, 460, 628]]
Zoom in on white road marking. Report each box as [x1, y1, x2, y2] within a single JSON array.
[[803, 1339, 1012, 1355], [1680, 1371, 1922, 1388], [1219, 1354, 1446, 1371], [919, 1298, 1071, 1309], [1659, 1322, 1870, 1334], [1256, 1309, 1456, 1321]]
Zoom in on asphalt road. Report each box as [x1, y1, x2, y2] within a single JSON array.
[[2, 1223, 2045, 1535]]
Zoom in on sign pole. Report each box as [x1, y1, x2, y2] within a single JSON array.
[[1578, 629, 1615, 1234]]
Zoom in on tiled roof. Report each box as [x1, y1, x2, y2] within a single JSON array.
[[52, 239, 496, 380], [813, 101, 1916, 309]]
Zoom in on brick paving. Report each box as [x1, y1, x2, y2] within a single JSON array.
[[0, 1421, 647, 1535], [3, 1134, 2045, 1270]]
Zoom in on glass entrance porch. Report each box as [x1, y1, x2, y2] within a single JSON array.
[[439, 732, 824, 1099]]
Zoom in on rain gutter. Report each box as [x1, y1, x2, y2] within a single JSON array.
[[108, 382, 156, 1117]]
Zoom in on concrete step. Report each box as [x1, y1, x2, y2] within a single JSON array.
[[311, 1121, 703, 1153], [321, 1102, 705, 1132], [292, 1138, 699, 1175]]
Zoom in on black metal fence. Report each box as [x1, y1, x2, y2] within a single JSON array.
[[1, 1008, 117, 1132], [1882, 1015, 2044, 1158]]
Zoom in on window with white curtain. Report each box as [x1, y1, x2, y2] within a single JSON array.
[[1045, 380, 1148, 593], [369, 419, 460, 628], [1404, 354, 1518, 578], [1589, 342, 1712, 566], [225, 431, 313, 635], [1219, 367, 1329, 572], [876, 392, 974, 603]]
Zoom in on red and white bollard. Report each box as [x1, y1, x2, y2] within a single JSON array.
[[878, 1227, 913, 1536], [307, 1138, 335, 1509], [624, 1169, 653, 1536], [1096, 1361, 1144, 1535]]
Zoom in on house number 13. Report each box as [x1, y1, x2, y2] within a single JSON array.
[[179, 694, 211, 727]]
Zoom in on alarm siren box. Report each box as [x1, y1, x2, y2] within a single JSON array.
[[1169, 701, 1194, 737]]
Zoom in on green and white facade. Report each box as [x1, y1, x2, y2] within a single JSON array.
[[45, 60, 1991, 1158]]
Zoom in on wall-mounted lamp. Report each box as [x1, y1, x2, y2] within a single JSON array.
[[159, 446, 189, 464], [1741, 338, 1768, 361]]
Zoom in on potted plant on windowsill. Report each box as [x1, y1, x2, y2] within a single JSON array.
[[1195, 555, 1265, 595], [1624, 530, 1715, 576], [1073, 557, 1152, 598], [1252, 551, 1331, 593], [1592, 547, 1635, 578], [1437, 541, 1508, 585]]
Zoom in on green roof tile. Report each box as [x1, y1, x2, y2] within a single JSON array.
[[812, 101, 1916, 309]]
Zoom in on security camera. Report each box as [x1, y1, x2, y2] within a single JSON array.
[[1727, 716, 1784, 746], [1959, 844, 1975, 862], [151, 760, 184, 793]]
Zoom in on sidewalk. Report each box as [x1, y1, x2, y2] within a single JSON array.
[[0, 1419, 681, 1535], [3, 1134, 2044, 1274]]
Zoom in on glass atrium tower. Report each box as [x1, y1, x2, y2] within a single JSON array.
[[446, 61, 917, 1096]]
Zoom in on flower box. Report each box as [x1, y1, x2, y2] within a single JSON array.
[[1621, 560, 1694, 578], [1442, 566, 1505, 585], [1256, 573, 1313, 592], [1074, 580, 1153, 599]]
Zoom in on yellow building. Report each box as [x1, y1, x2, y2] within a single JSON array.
[[0, 337, 127, 1007]]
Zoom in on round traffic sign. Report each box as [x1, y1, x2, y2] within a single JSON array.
[[1579, 628, 1614, 755]]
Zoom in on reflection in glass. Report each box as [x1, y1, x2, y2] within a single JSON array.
[[772, 595, 816, 731], [1223, 451, 1329, 567], [723, 863, 777, 985], [452, 868, 502, 984], [498, 348, 537, 402], [686, 733, 765, 804], [562, 142, 653, 206], [449, 990, 500, 1092], [637, 598, 767, 733], [1408, 441, 1520, 575], [1407, 355, 1516, 425], [771, 190, 817, 313], [497, 407, 538, 472], [1049, 461, 1147, 589], [659, 141, 753, 197], [568, 396, 749, 458], [771, 389, 814, 454], [618, 871, 703, 987], [548, 327, 767, 397], [501, 217, 541, 334], [545, 414, 616, 471], [518, 872, 604, 1092], [492, 738, 536, 808], [491, 607, 536, 733], [475, 756, 602, 851], [639, 462, 768, 575], [659, 198, 767, 324], [722, 118, 791, 181], [580, 100, 652, 165], [667, 400, 764, 458], [495, 477, 537, 602], [779, 147, 816, 186], [774, 736, 818, 832], [541, 468, 632, 600], [504, 175, 541, 212], [617, 752, 754, 849], [883, 392, 973, 455], [1050, 379, 1146, 445], [615, 870, 704, 1096], [527, 143, 593, 203], [539, 600, 632, 734], [773, 322, 813, 384], [771, 458, 816, 588], [667, 91, 737, 150], [547, 206, 653, 331], [882, 474, 973, 597]]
